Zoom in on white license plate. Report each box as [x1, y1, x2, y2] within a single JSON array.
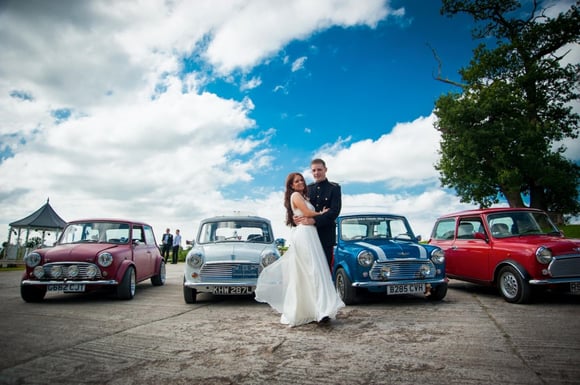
[[387, 283, 425, 295], [212, 286, 253, 295], [571, 282, 580, 294], [47, 283, 86, 293]]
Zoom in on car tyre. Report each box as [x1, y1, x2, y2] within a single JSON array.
[[428, 282, 448, 301], [498, 265, 531, 304], [117, 266, 136, 300], [335, 267, 357, 305], [183, 280, 197, 304], [21, 285, 47, 302], [151, 260, 166, 286]]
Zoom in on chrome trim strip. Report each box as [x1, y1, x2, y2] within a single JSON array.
[[529, 277, 580, 285], [184, 281, 257, 288], [21, 280, 118, 286], [352, 278, 447, 288]]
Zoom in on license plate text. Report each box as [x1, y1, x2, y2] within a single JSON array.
[[387, 284, 425, 295], [47, 283, 86, 292], [212, 286, 253, 295]]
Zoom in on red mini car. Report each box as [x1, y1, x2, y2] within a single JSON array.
[[21, 219, 166, 302], [429, 208, 580, 303]]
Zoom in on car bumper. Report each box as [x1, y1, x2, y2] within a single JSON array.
[[184, 281, 256, 293], [352, 277, 447, 288], [21, 279, 118, 286], [529, 277, 580, 285]]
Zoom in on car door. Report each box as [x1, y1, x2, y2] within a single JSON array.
[[449, 217, 491, 282], [131, 225, 154, 279]]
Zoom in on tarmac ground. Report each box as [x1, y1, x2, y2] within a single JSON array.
[[0, 263, 579, 385]]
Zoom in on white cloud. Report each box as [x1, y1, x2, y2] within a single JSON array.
[[0, 0, 407, 244], [314, 114, 441, 187], [291, 56, 308, 72]]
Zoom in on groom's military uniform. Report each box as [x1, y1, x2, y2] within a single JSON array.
[[308, 178, 341, 268]]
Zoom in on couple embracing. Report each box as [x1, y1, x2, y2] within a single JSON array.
[[255, 159, 345, 327]]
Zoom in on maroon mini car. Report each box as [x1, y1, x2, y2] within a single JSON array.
[[429, 208, 580, 303], [21, 219, 166, 302]]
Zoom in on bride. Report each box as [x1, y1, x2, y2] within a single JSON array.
[[255, 172, 345, 326]]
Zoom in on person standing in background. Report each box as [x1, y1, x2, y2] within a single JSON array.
[[295, 158, 341, 268], [161, 228, 173, 264], [172, 229, 181, 264]]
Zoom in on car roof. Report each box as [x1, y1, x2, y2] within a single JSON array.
[[200, 215, 271, 223], [338, 212, 406, 219], [68, 218, 151, 226], [437, 207, 546, 219]]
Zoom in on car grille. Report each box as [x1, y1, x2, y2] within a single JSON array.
[[199, 262, 261, 282], [37, 262, 102, 280], [549, 255, 580, 278], [369, 261, 436, 280]]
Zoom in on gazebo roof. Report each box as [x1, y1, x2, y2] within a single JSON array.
[[9, 199, 67, 230]]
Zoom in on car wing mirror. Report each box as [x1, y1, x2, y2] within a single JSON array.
[[474, 232, 487, 241]]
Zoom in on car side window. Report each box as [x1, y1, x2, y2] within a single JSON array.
[[132, 225, 145, 242], [144, 225, 156, 245], [431, 219, 455, 240], [457, 218, 484, 239]]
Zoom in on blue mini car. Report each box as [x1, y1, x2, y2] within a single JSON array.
[[333, 213, 447, 304]]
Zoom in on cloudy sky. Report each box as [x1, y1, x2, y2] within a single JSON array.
[[1, 0, 578, 246]]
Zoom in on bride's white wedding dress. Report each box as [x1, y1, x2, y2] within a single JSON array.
[[255, 192, 345, 326]]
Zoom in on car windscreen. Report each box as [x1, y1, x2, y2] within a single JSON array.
[[340, 217, 413, 241], [198, 220, 273, 244], [487, 211, 560, 237], [59, 222, 130, 244]]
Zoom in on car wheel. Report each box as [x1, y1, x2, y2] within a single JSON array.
[[498, 266, 531, 304], [183, 280, 197, 304], [21, 285, 47, 302], [428, 282, 448, 301], [117, 266, 136, 300], [335, 268, 357, 305], [151, 260, 166, 286]]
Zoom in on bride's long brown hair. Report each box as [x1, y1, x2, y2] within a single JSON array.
[[284, 172, 308, 227]]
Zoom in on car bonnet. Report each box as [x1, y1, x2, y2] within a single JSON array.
[[351, 240, 429, 261]]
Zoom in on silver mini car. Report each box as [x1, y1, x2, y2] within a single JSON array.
[[183, 215, 280, 303]]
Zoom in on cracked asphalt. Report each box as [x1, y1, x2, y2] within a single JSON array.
[[1, 263, 579, 385]]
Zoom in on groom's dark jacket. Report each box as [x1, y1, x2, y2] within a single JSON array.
[[308, 178, 342, 262]]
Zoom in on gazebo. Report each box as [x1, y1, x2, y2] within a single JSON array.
[[5, 199, 67, 261]]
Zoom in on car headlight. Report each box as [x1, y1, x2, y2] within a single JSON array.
[[67, 265, 79, 278], [357, 250, 374, 267], [187, 252, 203, 268], [380, 266, 392, 279], [50, 265, 63, 279], [420, 264, 432, 277], [97, 252, 113, 267], [261, 251, 279, 267], [536, 246, 552, 264], [33, 266, 45, 279], [86, 264, 98, 278], [430, 248, 445, 264], [25, 252, 42, 268]]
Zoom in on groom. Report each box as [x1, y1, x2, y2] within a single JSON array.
[[296, 158, 342, 269]]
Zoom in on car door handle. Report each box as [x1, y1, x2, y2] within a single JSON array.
[[451, 246, 458, 250]]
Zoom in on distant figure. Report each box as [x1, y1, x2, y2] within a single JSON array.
[[172, 229, 181, 264], [161, 228, 173, 263]]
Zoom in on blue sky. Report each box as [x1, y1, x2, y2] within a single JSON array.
[[0, 0, 578, 245]]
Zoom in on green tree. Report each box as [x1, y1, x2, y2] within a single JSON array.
[[433, 0, 580, 217]]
